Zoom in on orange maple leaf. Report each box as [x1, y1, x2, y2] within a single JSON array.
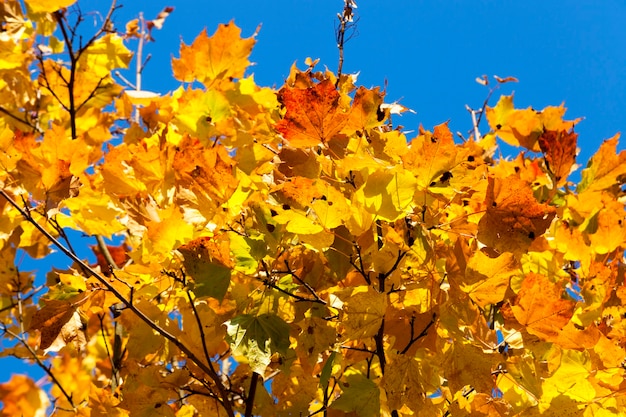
[[510, 273, 574, 342], [342, 86, 386, 134], [173, 137, 239, 203], [477, 176, 556, 254], [276, 79, 349, 147], [0, 375, 49, 417]]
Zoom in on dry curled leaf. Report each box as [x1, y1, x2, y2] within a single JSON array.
[[28, 296, 88, 351]]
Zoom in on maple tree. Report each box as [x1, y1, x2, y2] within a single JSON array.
[[1, 0, 626, 416]]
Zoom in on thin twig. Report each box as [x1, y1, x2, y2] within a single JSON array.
[[282, 260, 327, 304], [349, 243, 371, 285], [0, 107, 40, 133], [401, 313, 437, 354], [52, 1, 118, 139], [2, 326, 76, 410], [186, 290, 218, 371], [335, 0, 358, 85], [0, 285, 44, 314], [97, 314, 119, 390], [259, 260, 326, 305]]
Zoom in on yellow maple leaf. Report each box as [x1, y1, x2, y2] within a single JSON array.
[[57, 184, 125, 238], [402, 122, 464, 189], [578, 133, 626, 192], [339, 286, 387, 341], [486, 95, 542, 151], [486, 94, 581, 151], [171, 87, 233, 141], [78, 33, 133, 77], [542, 349, 595, 403], [172, 21, 256, 88], [48, 356, 92, 410], [362, 166, 417, 222], [510, 273, 574, 342], [342, 86, 386, 134], [461, 250, 519, 308], [144, 204, 194, 258], [25, 0, 76, 13]]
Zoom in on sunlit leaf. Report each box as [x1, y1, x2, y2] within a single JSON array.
[[225, 314, 291, 374], [486, 95, 581, 151], [477, 176, 556, 254], [578, 134, 626, 192], [78, 34, 132, 77], [461, 250, 518, 308], [276, 79, 349, 147], [25, 0, 76, 13], [510, 273, 574, 342], [362, 167, 416, 221], [179, 235, 233, 301], [172, 21, 256, 88]]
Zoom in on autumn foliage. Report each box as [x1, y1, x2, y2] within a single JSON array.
[[2, 1, 626, 416]]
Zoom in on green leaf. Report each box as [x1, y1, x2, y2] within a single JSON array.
[[225, 314, 291, 374], [190, 263, 231, 301], [319, 351, 336, 390], [228, 232, 265, 274], [331, 369, 380, 417]]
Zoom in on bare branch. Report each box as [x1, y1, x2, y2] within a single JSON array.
[[335, 0, 358, 85]]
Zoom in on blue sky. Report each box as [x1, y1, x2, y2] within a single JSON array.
[[3, 0, 626, 390], [110, 0, 626, 165]]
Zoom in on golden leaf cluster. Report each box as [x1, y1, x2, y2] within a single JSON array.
[[1, 1, 626, 417]]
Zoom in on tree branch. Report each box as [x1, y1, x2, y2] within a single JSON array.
[[401, 313, 437, 355], [0, 189, 236, 417], [335, 0, 358, 85], [244, 372, 260, 417], [2, 326, 76, 410]]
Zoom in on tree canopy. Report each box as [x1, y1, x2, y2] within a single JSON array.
[[1, 1, 626, 416]]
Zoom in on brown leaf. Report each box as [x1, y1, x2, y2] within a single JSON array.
[[146, 6, 174, 31], [44, 310, 87, 353], [494, 75, 519, 84], [29, 299, 78, 350], [538, 129, 577, 186]]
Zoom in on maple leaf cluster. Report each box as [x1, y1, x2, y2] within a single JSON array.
[[1, 1, 626, 416]]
